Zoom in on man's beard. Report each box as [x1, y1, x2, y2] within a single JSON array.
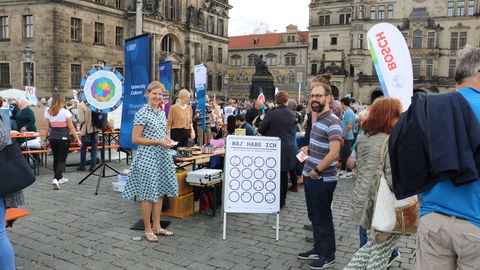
[[311, 101, 325, 113]]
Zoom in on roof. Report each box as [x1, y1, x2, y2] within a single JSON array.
[[229, 31, 309, 49]]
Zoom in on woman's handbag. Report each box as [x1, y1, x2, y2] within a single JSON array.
[[0, 143, 36, 197], [371, 136, 419, 236]]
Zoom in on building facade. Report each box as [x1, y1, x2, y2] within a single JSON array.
[[308, 0, 480, 104], [0, 0, 231, 98], [227, 25, 309, 101]]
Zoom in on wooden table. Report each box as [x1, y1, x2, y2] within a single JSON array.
[[174, 149, 225, 170]]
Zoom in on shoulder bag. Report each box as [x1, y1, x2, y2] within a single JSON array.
[[0, 143, 36, 197]]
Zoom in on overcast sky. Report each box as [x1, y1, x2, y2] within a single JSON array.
[[228, 0, 310, 36]]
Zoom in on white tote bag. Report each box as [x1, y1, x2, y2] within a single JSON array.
[[371, 172, 397, 232]]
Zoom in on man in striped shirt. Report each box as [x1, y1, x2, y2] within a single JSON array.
[[297, 83, 342, 270]]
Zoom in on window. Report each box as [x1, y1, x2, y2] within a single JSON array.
[[0, 16, 8, 39], [208, 16, 214, 33], [358, 5, 364, 19], [231, 55, 241, 66], [412, 30, 423, 49], [207, 74, 213, 91], [451, 32, 467, 49], [357, 33, 364, 49], [319, 15, 330, 26], [339, 13, 350, 24], [115, 0, 124, 8], [218, 19, 224, 36], [468, 0, 475, 15], [23, 63, 34, 86], [448, 1, 455, 16], [312, 38, 318, 50], [115, 27, 124, 46], [165, 0, 179, 20], [378, 5, 385, 19], [311, 64, 318, 75], [217, 75, 222, 92], [162, 36, 173, 52], [217, 48, 223, 64], [23, 15, 34, 38], [426, 59, 433, 76], [94, 22, 104, 44], [248, 56, 257, 66], [412, 58, 421, 76], [0, 63, 10, 86], [285, 55, 296, 66], [370, 6, 376, 19], [331, 37, 337, 45], [71, 64, 81, 87], [207, 46, 213, 61], [94, 0, 105, 3], [266, 55, 276, 66], [448, 59, 456, 77], [457, 0, 465, 16], [70, 18, 82, 41], [287, 35, 295, 42], [387, 5, 394, 18], [427, 32, 435, 48]]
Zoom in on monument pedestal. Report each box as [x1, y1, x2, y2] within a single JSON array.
[[250, 75, 275, 101]]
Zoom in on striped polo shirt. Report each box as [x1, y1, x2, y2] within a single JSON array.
[[303, 109, 342, 182]]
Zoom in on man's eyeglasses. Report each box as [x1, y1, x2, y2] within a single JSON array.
[[309, 94, 327, 99]]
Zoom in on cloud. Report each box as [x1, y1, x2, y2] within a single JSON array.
[[228, 0, 310, 36]]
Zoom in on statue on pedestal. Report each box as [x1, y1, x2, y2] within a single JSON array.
[[254, 55, 271, 76]]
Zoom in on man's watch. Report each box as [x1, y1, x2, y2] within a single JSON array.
[[313, 167, 321, 174]]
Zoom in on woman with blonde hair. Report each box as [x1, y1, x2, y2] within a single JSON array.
[[123, 81, 178, 242], [167, 89, 195, 148], [344, 97, 403, 270], [42, 92, 82, 190]]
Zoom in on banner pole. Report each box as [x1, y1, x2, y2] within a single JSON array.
[[222, 212, 227, 240]]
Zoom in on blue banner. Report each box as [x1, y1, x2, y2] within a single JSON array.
[[194, 64, 207, 131], [159, 61, 172, 117], [120, 33, 150, 148]]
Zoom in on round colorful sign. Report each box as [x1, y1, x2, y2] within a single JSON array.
[[80, 66, 124, 113]]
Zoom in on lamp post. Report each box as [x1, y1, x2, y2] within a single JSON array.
[[174, 83, 180, 96], [223, 74, 229, 102], [22, 46, 35, 87]]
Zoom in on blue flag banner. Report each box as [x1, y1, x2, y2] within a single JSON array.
[[159, 61, 172, 117], [120, 33, 151, 148], [194, 64, 207, 131]]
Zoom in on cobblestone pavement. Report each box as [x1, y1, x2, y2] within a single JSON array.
[[8, 152, 415, 270]]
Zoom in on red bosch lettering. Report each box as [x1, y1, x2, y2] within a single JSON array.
[[375, 31, 397, 71]]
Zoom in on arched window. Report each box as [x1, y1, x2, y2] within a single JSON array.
[[412, 30, 423, 49], [161, 36, 174, 53]]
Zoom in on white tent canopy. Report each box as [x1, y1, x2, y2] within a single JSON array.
[[0, 89, 26, 99]]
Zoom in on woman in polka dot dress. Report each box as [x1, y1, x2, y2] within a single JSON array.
[[123, 81, 178, 242]]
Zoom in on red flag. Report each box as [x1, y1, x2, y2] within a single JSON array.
[[257, 86, 265, 103]]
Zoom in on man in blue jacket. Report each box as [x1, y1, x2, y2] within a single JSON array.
[[414, 46, 480, 270]]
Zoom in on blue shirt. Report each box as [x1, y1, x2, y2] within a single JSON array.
[[341, 108, 355, 140], [420, 87, 480, 227]]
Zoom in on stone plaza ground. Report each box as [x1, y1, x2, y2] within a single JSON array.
[[8, 151, 416, 270]]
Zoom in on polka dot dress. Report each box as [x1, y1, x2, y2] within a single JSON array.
[[123, 105, 178, 202]]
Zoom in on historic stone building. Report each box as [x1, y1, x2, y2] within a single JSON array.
[[227, 25, 309, 101], [0, 0, 231, 98], [308, 0, 480, 104]]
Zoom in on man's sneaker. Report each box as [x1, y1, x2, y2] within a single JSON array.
[[337, 170, 346, 177], [305, 236, 314, 243], [309, 258, 335, 269], [76, 166, 86, 171], [344, 172, 353, 178], [58, 178, 69, 184], [52, 179, 60, 190], [387, 250, 401, 267], [271, 225, 283, 230], [297, 249, 319, 260], [304, 223, 313, 230]]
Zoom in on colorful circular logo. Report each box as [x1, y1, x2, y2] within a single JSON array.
[[91, 77, 116, 102]]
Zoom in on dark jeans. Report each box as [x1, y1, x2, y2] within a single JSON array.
[[280, 171, 288, 208], [80, 132, 98, 169], [50, 139, 70, 180], [304, 176, 337, 260], [340, 139, 354, 171], [170, 128, 189, 149]]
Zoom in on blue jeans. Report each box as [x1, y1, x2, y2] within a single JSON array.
[[80, 132, 98, 169], [0, 198, 15, 270], [304, 176, 337, 260]]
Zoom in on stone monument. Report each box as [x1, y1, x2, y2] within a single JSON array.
[[250, 55, 275, 101]]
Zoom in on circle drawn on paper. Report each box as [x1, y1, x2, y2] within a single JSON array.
[[253, 192, 264, 203], [254, 157, 264, 167], [265, 169, 276, 180], [254, 168, 264, 179], [265, 193, 276, 203], [230, 156, 241, 166], [230, 168, 241, 178], [241, 192, 252, 203], [242, 156, 253, 167], [266, 157, 276, 168], [242, 168, 253, 179], [241, 180, 252, 191], [253, 180, 264, 191], [229, 191, 240, 202], [229, 179, 240, 190], [265, 181, 276, 191]]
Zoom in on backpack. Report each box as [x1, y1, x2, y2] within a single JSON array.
[[91, 111, 107, 129]]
